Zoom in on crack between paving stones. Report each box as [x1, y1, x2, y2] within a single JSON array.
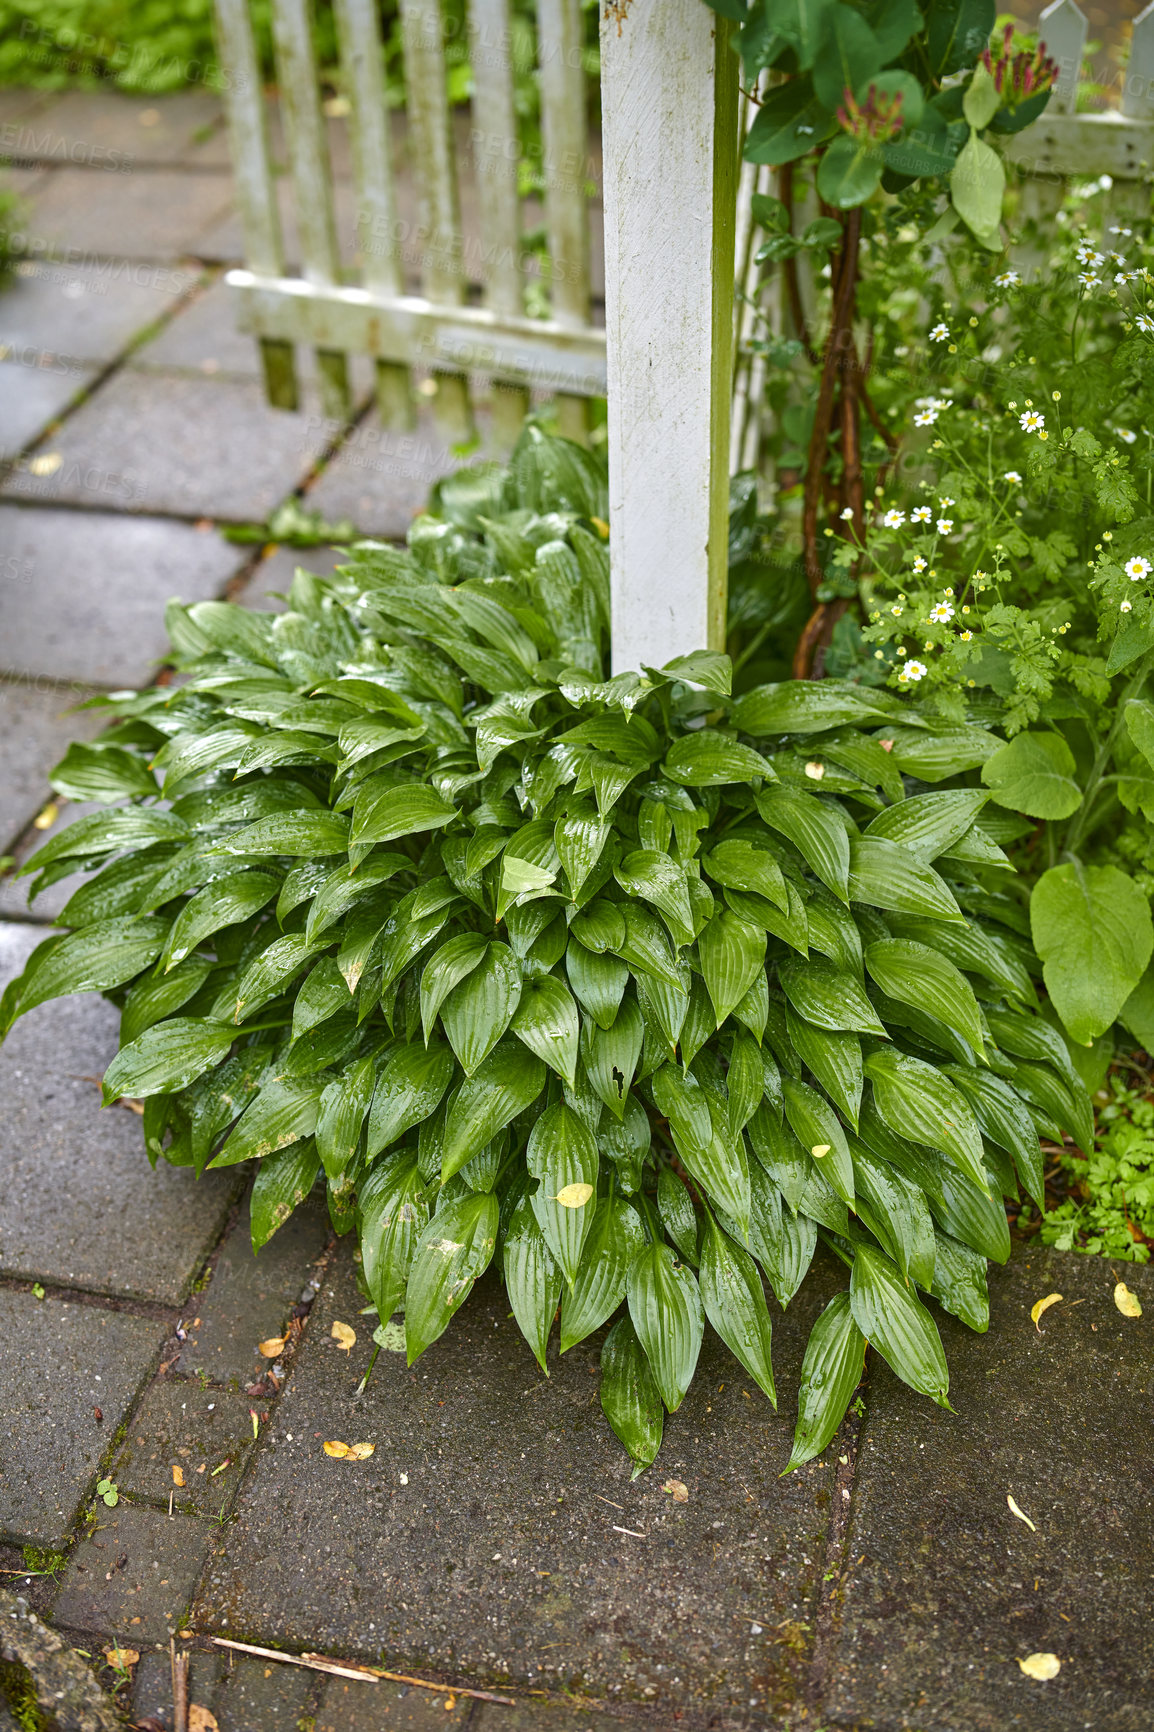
[[802, 1353, 870, 1725]]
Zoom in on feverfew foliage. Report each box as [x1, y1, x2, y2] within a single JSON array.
[[0, 428, 1071, 1472]]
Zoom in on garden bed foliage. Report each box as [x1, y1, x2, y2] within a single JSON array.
[[0, 427, 1090, 1472]]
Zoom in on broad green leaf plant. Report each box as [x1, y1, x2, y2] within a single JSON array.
[[0, 428, 1067, 1474]]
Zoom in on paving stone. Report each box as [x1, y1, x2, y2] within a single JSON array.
[[305, 411, 464, 538], [110, 1383, 259, 1518], [132, 1649, 224, 1731], [316, 1675, 470, 1730], [0, 371, 340, 523], [0, 922, 243, 1304], [825, 1247, 1154, 1732], [0, 798, 104, 924], [470, 1703, 624, 1732], [5, 89, 227, 169], [18, 168, 233, 262], [0, 257, 195, 365], [236, 543, 349, 612], [0, 677, 101, 854], [0, 355, 97, 458], [0, 1288, 163, 1548], [0, 506, 245, 686], [211, 1653, 320, 1731], [175, 1198, 330, 1388], [191, 1243, 841, 1725], [52, 1505, 210, 1644], [0, 88, 52, 128]]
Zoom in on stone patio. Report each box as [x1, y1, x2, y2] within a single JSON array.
[[0, 84, 1151, 1732]]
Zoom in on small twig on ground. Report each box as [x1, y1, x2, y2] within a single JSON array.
[[210, 1638, 517, 1705], [170, 1639, 189, 1732]]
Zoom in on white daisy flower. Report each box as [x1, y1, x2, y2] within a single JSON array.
[[929, 602, 954, 623], [938, 496, 955, 507], [890, 604, 904, 617], [900, 660, 928, 681], [1121, 599, 1133, 613], [883, 509, 906, 528], [937, 518, 954, 534], [1116, 273, 1130, 286], [914, 409, 938, 427], [994, 271, 1020, 288], [1020, 410, 1045, 434], [1110, 226, 1133, 237], [929, 323, 950, 343], [912, 555, 928, 572], [1125, 556, 1151, 581], [1004, 470, 1022, 483], [959, 629, 974, 641], [912, 505, 932, 523], [840, 506, 855, 521], [1136, 315, 1154, 335], [1078, 273, 1101, 290], [1117, 427, 1138, 444]]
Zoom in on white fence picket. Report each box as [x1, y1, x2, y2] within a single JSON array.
[[537, 0, 593, 442], [1123, 3, 1154, 121], [1038, 0, 1087, 116]]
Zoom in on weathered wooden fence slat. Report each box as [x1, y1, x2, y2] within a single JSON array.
[[537, 0, 593, 443]]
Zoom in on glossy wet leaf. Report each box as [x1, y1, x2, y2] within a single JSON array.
[[700, 1215, 776, 1404], [441, 942, 522, 1074], [503, 1196, 562, 1372], [560, 1197, 646, 1350], [600, 1315, 663, 1479], [358, 1152, 429, 1321], [627, 1240, 704, 1413], [101, 1017, 234, 1104], [443, 1042, 547, 1179], [527, 1101, 599, 1283], [250, 1138, 321, 1251], [404, 1191, 499, 1362], [850, 1243, 949, 1406], [784, 1292, 866, 1473]]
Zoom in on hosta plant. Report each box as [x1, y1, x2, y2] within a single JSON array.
[[0, 429, 1078, 1474]]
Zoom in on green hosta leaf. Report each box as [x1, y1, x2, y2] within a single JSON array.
[[782, 1074, 854, 1205], [50, 742, 157, 803], [1030, 862, 1153, 1046], [614, 903, 685, 991], [555, 808, 611, 896], [367, 1043, 456, 1158], [560, 1197, 647, 1351], [13, 916, 168, 1023], [599, 1093, 651, 1194], [635, 969, 690, 1058], [250, 1139, 321, 1252], [784, 1291, 866, 1473], [699, 911, 766, 1027], [615, 852, 694, 947], [778, 953, 887, 1036], [785, 1006, 862, 1128], [102, 1017, 234, 1104], [950, 128, 1005, 251], [600, 1316, 663, 1479], [293, 956, 353, 1039], [864, 938, 985, 1055], [443, 1042, 547, 1179], [726, 1029, 765, 1139], [441, 942, 522, 1075], [769, 1210, 818, 1307], [864, 1048, 987, 1190], [945, 1067, 1043, 1206], [699, 1216, 776, 1404], [566, 936, 628, 1029], [211, 1076, 325, 1167], [404, 1191, 499, 1362], [703, 839, 789, 912], [627, 1240, 704, 1412], [748, 1106, 809, 1213], [161, 872, 280, 972], [850, 1243, 949, 1406], [351, 782, 458, 848], [305, 855, 411, 945], [419, 933, 489, 1043], [848, 836, 962, 921], [503, 1196, 562, 1374], [121, 958, 215, 1047], [527, 1101, 599, 1284], [359, 1152, 429, 1320], [233, 933, 324, 1024], [678, 1129, 751, 1233], [756, 789, 850, 902], [864, 790, 989, 860], [511, 973, 580, 1086], [981, 731, 1081, 820], [884, 725, 999, 781], [205, 812, 350, 858], [650, 1063, 713, 1157], [850, 1140, 936, 1288], [660, 650, 732, 694], [665, 731, 774, 787], [569, 899, 625, 953], [18, 807, 187, 876], [930, 1230, 990, 1333], [317, 1055, 375, 1180], [581, 995, 644, 1120], [657, 1165, 700, 1262], [734, 681, 895, 736]]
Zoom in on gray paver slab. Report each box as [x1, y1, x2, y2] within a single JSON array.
[[0, 88, 52, 128], [110, 1382, 259, 1517], [211, 1653, 320, 1731], [132, 1649, 224, 1730], [305, 412, 463, 538], [0, 371, 341, 523], [0, 356, 96, 458], [470, 1704, 624, 1732], [0, 1289, 163, 1548], [0, 506, 245, 685], [18, 167, 233, 262], [52, 1504, 210, 1644], [0, 921, 244, 1304], [316, 1676, 470, 1729], [236, 543, 348, 611], [825, 1248, 1154, 1732], [174, 1198, 329, 1388], [0, 257, 195, 365], [5, 89, 227, 169], [191, 1244, 841, 1724], [0, 798, 104, 924], [0, 677, 101, 854]]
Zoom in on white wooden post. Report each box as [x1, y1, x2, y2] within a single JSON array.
[[601, 0, 739, 674], [1038, 0, 1087, 116]]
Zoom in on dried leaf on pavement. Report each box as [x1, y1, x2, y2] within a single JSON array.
[[323, 1440, 351, 1458], [258, 1337, 286, 1358], [189, 1706, 219, 1732], [662, 1479, 689, 1502], [1018, 1652, 1060, 1680], [1030, 1293, 1062, 1331], [331, 1321, 356, 1352], [1114, 1281, 1142, 1318], [172, 1465, 185, 1487]]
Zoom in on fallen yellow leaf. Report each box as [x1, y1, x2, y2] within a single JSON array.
[[28, 453, 62, 478], [103, 1646, 139, 1669], [554, 1183, 594, 1208], [811, 1144, 831, 1159], [1031, 1293, 1062, 1331], [1006, 1494, 1035, 1532], [33, 802, 58, 831], [1114, 1281, 1142, 1318], [346, 1442, 375, 1460], [1018, 1652, 1060, 1681], [804, 761, 825, 780], [331, 1320, 357, 1353], [189, 1706, 220, 1732], [257, 1337, 286, 1357], [323, 1440, 350, 1458], [662, 1479, 689, 1502], [172, 1465, 185, 1488]]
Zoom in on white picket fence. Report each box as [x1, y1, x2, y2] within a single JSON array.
[[214, 0, 1154, 673]]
